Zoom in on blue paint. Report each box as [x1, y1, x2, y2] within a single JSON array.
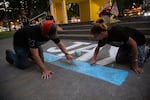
[[44, 52, 128, 86], [44, 52, 62, 62]]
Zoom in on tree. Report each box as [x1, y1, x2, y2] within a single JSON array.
[[116, 0, 143, 16], [30, 0, 49, 18], [0, 0, 49, 21]]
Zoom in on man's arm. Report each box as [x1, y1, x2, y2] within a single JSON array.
[[56, 41, 73, 60], [127, 37, 144, 74], [30, 48, 52, 79]]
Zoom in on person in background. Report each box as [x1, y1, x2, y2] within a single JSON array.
[[98, 6, 112, 25], [90, 18, 150, 74], [5, 17, 73, 79], [20, 8, 30, 28]]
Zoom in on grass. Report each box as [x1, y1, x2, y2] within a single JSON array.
[[0, 31, 15, 39]]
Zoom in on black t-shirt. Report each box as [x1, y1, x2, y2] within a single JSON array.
[[98, 25, 146, 47], [13, 25, 58, 48]]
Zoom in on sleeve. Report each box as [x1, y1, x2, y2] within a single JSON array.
[[111, 26, 129, 43], [49, 24, 59, 40], [118, 28, 129, 43], [50, 32, 59, 40], [51, 38, 60, 44], [28, 38, 38, 48], [50, 30, 60, 44], [27, 26, 43, 48], [98, 38, 107, 47]]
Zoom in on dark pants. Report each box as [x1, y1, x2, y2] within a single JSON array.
[[116, 45, 131, 64], [116, 44, 147, 67], [8, 46, 44, 69]]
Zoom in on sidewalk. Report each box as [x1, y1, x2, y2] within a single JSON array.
[[0, 38, 150, 100]]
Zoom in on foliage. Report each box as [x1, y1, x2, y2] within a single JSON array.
[[0, 0, 49, 21], [30, 0, 49, 18], [0, 0, 144, 21], [0, 31, 15, 39], [116, 0, 143, 11]]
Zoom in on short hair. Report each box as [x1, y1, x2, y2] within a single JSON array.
[[46, 15, 54, 20], [42, 20, 55, 33], [41, 20, 56, 38]]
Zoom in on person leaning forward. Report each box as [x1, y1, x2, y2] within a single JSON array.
[[5, 19, 73, 79], [90, 18, 150, 74]]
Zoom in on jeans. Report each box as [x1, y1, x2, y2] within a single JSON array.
[[116, 44, 147, 67], [8, 46, 44, 69], [137, 45, 147, 66]]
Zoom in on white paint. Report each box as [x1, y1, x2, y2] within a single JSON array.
[[97, 45, 119, 65], [57, 44, 97, 57], [96, 57, 116, 66], [109, 46, 119, 57], [47, 41, 91, 53], [75, 44, 98, 61], [46, 41, 119, 66]]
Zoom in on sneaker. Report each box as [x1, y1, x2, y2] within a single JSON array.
[[5, 49, 14, 64], [147, 48, 150, 58]]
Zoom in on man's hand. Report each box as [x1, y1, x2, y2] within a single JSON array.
[[65, 54, 73, 60], [41, 70, 54, 79]]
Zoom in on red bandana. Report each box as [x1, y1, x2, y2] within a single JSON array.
[[42, 20, 55, 33]]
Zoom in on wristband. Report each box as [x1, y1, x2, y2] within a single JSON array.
[[65, 53, 70, 55], [133, 59, 138, 62]]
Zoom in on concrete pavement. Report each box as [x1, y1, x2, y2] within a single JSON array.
[[0, 38, 150, 100]]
